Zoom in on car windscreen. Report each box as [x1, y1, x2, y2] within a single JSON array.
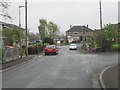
[[46, 45, 55, 48], [70, 44, 76, 46]]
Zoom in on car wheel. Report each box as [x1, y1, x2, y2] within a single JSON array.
[[54, 52, 56, 55], [54, 52, 58, 55], [45, 53, 48, 55], [56, 52, 58, 55]]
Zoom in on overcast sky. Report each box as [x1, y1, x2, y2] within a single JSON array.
[[0, 0, 119, 34]]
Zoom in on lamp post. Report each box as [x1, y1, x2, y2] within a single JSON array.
[[19, 5, 25, 58]]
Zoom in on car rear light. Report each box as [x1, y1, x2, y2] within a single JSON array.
[[44, 48, 47, 51], [53, 48, 56, 50]]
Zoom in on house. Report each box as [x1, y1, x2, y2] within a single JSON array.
[[54, 35, 65, 44], [66, 25, 94, 43], [0, 21, 26, 46]]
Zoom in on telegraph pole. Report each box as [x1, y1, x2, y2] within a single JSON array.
[[25, 0, 28, 56], [99, 0, 103, 51], [99, 0, 103, 30]]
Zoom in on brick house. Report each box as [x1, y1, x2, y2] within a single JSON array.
[[66, 25, 94, 43]]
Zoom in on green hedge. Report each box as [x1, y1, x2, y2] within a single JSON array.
[[112, 44, 120, 49]]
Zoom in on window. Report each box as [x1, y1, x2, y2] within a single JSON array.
[[67, 32, 71, 34], [73, 32, 78, 35]]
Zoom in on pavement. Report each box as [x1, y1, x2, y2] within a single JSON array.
[[1, 54, 42, 72], [99, 64, 119, 89], [78, 45, 119, 89]]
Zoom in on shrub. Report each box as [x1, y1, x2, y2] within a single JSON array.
[[112, 44, 120, 49], [44, 43, 49, 46], [0, 48, 2, 61], [43, 37, 54, 45], [0, 46, 5, 62]]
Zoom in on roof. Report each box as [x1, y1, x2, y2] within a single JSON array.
[[94, 29, 101, 34], [0, 21, 25, 31], [66, 26, 94, 32]]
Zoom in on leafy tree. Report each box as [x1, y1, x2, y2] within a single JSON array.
[[96, 24, 118, 50], [38, 18, 60, 41], [43, 37, 54, 45], [3, 27, 13, 45], [3, 26, 20, 46], [47, 21, 60, 39], [38, 18, 47, 40]]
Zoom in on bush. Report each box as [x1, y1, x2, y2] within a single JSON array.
[[28, 46, 43, 55], [112, 44, 120, 49], [0, 48, 2, 61], [43, 37, 54, 45], [0, 47, 5, 62], [44, 43, 49, 46], [95, 24, 118, 51]]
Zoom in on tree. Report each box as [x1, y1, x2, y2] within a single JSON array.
[[3, 27, 14, 45], [29, 33, 39, 42], [38, 18, 60, 41], [38, 18, 47, 40], [0, 0, 12, 21], [96, 24, 118, 50], [47, 21, 60, 39], [3, 26, 20, 46], [43, 37, 54, 45]]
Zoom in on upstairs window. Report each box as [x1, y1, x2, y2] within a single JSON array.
[[73, 32, 78, 35], [67, 32, 71, 34]]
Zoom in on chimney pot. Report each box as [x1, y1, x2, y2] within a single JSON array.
[[87, 25, 88, 28]]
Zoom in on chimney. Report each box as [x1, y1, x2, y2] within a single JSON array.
[[87, 25, 88, 28], [70, 25, 72, 28]]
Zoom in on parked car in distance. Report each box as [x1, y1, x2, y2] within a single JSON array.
[[69, 43, 77, 50], [44, 45, 58, 55]]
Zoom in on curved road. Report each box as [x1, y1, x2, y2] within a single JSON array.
[[2, 45, 118, 88]]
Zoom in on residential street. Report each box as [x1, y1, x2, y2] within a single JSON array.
[[2, 45, 118, 88]]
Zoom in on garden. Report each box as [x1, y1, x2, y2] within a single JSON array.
[[83, 24, 120, 53]]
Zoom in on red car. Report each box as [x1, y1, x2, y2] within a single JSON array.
[[44, 45, 58, 55]]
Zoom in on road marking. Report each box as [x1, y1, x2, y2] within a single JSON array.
[[0, 55, 43, 73]]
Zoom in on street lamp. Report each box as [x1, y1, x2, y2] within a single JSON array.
[[19, 5, 25, 28], [19, 5, 25, 58]]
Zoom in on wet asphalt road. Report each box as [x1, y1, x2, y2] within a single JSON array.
[[2, 45, 118, 88]]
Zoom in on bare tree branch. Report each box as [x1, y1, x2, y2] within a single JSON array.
[[0, 0, 11, 21]]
